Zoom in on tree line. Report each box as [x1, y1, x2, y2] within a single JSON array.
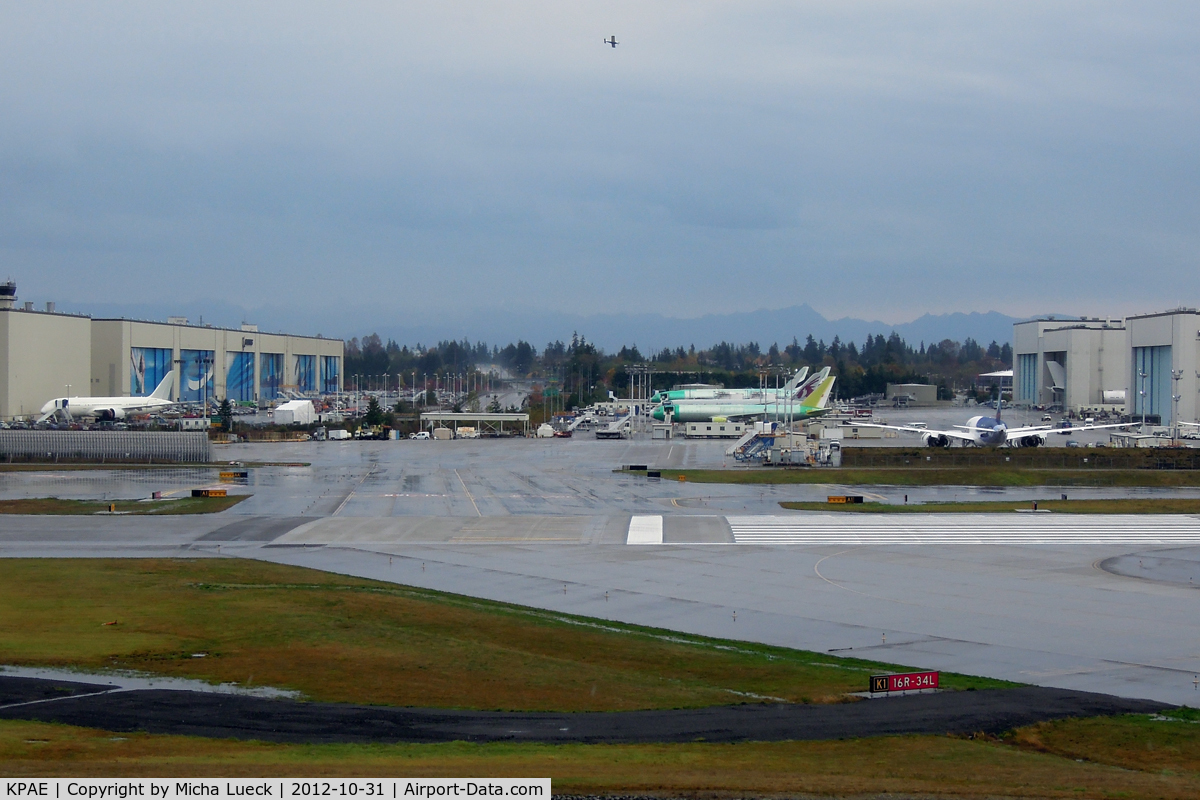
[[344, 331, 1013, 406]]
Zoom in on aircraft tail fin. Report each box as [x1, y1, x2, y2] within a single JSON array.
[[150, 373, 174, 401], [792, 367, 830, 401], [803, 374, 837, 410], [782, 366, 809, 393]]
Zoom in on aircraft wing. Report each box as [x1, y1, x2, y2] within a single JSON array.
[[1006, 421, 1130, 439], [853, 423, 976, 443]]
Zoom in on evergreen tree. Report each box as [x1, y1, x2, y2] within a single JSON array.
[[218, 398, 233, 431], [365, 396, 384, 427]]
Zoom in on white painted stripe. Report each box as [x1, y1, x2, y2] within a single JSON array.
[[725, 514, 1200, 545], [627, 515, 664, 545]]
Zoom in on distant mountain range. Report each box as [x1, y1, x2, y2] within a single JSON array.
[[44, 299, 1026, 352]]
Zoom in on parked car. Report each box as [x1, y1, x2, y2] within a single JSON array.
[[409, 431, 431, 440], [1066, 440, 1081, 447]]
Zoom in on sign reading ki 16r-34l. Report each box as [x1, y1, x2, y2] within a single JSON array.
[[870, 671, 939, 693]]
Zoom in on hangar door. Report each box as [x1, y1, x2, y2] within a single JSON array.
[[130, 347, 172, 396], [226, 352, 255, 402]]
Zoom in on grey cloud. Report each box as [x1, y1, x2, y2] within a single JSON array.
[[0, 1, 1197, 324]]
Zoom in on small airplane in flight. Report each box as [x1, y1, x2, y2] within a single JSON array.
[[858, 400, 1128, 448], [604, 35, 618, 48], [38, 373, 176, 423]]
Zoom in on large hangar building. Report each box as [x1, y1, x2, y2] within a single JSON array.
[[1013, 308, 1200, 424], [0, 283, 343, 420]]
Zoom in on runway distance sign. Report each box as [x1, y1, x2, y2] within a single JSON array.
[[870, 671, 939, 693]]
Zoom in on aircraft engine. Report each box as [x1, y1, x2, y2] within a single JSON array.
[[1015, 435, 1042, 448], [922, 433, 951, 448], [94, 407, 126, 421]]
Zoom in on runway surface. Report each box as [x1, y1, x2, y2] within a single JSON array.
[[723, 514, 1200, 545], [3, 439, 1200, 707], [0, 677, 1166, 744]]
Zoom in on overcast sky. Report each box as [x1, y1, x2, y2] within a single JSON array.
[[1, 1, 1196, 326]]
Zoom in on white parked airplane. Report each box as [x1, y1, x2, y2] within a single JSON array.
[[38, 373, 176, 422], [858, 400, 1128, 448]]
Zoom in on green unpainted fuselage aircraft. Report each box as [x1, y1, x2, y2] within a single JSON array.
[[652, 369, 836, 424]]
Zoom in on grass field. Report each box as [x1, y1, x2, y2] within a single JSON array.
[[0, 495, 248, 515], [3, 715, 1200, 798], [780, 498, 1200, 514], [2, 559, 1198, 796], [0, 559, 1008, 711], [634, 467, 1200, 487]]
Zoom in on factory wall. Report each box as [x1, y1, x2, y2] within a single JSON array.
[[0, 309, 92, 420], [1127, 310, 1200, 425], [1014, 310, 1200, 423], [91, 320, 343, 405], [1013, 319, 1127, 412], [1041, 325, 1126, 409], [2, 308, 344, 420], [885, 383, 937, 405]]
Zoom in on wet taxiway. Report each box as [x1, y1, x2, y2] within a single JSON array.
[[2, 436, 1199, 707]]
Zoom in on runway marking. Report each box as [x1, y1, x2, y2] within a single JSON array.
[[448, 537, 579, 543], [813, 548, 930, 607], [454, 469, 483, 517], [627, 515, 664, 545], [333, 466, 377, 516], [726, 514, 1200, 545]]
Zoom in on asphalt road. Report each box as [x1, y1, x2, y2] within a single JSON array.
[[0, 677, 1167, 744], [0, 676, 114, 706]]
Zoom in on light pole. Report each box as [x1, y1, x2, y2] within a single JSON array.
[[1173, 369, 1184, 444], [1139, 370, 1149, 434], [197, 352, 213, 419], [173, 357, 185, 421]]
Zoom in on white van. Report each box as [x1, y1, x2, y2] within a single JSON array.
[[409, 431, 431, 440]]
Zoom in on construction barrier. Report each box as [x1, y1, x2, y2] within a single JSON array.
[[0, 431, 211, 463]]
